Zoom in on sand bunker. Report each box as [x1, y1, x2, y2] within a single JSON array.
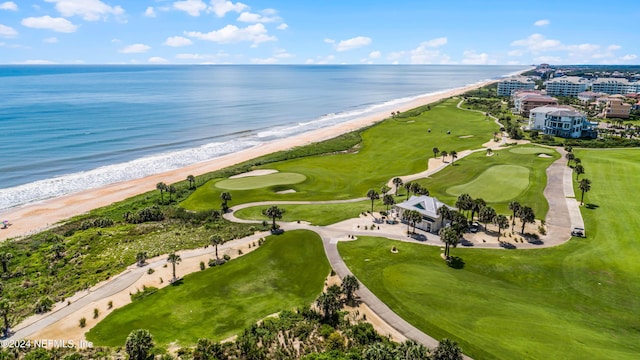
[[229, 169, 278, 178], [538, 154, 552, 158], [459, 135, 474, 138], [276, 189, 296, 194]]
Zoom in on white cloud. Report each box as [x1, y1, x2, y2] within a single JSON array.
[[251, 57, 278, 64], [461, 50, 495, 65], [305, 55, 335, 64], [325, 36, 372, 52], [111, 38, 121, 43], [17, 59, 57, 64], [21, 16, 78, 33], [237, 11, 279, 23], [567, 43, 599, 52], [173, 0, 206, 16], [276, 23, 288, 30], [511, 33, 562, 52], [43, 37, 59, 43], [44, 0, 125, 21], [144, 6, 156, 17], [533, 55, 562, 63], [185, 23, 276, 46], [0, 24, 17, 37], [507, 60, 521, 65], [621, 54, 637, 61], [273, 48, 292, 59], [164, 36, 192, 47], [607, 44, 621, 51], [176, 53, 205, 59], [119, 43, 151, 53], [369, 50, 381, 59], [389, 38, 451, 64], [534, 19, 550, 26], [209, 0, 248, 17], [0, 2, 18, 11], [508, 50, 523, 57], [148, 56, 169, 64], [422, 37, 447, 47]]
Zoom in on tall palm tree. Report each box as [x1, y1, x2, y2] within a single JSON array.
[[495, 214, 509, 240], [573, 158, 582, 166], [366, 189, 380, 213], [439, 227, 459, 258], [315, 291, 341, 322], [441, 150, 448, 161], [156, 182, 167, 203], [432, 338, 463, 360], [437, 206, 451, 229], [574, 164, 585, 180], [565, 152, 575, 167], [186, 175, 195, 189], [432, 147, 440, 158], [0, 252, 12, 273], [382, 194, 395, 211], [167, 253, 181, 283], [262, 205, 285, 230], [210, 235, 224, 261], [409, 210, 422, 233], [450, 150, 458, 164], [404, 182, 412, 197], [136, 252, 147, 267], [380, 185, 391, 195], [397, 339, 430, 360], [508, 201, 521, 229], [410, 183, 422, 197], [578, 178, 591, 205], [220, 192, 232, 212], [519, 206, 535, 234], [392, 177, 403, 196], [125, 329, 155, 360], [0, 299, 12, 337], [455, 194, 472, 218], [341, 275, 360, 305], [479, 206, 496, 231], [470, 198, 486, 221], [167, 185, 177, 202]]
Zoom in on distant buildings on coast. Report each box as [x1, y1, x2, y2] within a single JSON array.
[[496, 65, 639, 138]]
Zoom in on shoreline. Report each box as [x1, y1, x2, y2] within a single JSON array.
[[0, 77, 507, 241]]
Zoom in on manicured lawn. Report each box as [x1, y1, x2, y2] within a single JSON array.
[[233, 199, 396, 226], [508, 146, 556, 155], [339, 148, 640, 359], [181, 98, 499, 211], [446, 165, 530, 202], [215, 172, 306, 190], [415, 146, 558, 217], [87, 230, 330, 347]]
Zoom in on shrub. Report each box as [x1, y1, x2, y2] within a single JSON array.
[[208, 259, 217, 267], [35, 296, 54, 314], [93, 308, 99, 319], [131, 286, 159, 302], [107, 300, 113, 309], [79, 318, 86, 328], [538, 226, 547, 235], [199, 261, 205, 271], [147, 268, 155, 275], [223, 254, 231, 261]]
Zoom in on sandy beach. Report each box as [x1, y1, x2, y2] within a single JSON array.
[[0, 79, 501, 241]]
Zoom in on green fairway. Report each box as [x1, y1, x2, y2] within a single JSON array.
[[447, 165, 530, 202], [234, 199, 395, 226], [182, 98, 499, 211], [215, 172, 306, 190], [416, 146, 557, 216], [508, 146, 556, 154], [87, 230, 330, 347], [339, 148, 640, 359]]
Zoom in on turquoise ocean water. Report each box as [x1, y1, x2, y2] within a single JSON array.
[[0, 65, 528, 211]]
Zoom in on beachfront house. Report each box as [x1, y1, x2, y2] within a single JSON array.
[[537, 107, 597, 139], [392, 195, 454, 233], [497, 77, 536, 96]]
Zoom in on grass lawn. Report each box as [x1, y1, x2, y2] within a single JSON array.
[[339, 148, 640, 359], [233, 199, 398, 226], [508, 146, 556, 155], [215, 172, 306, 190], [181, 98, 499, 211], [87, 230, 330, 347], [415, 145, 558, 217]]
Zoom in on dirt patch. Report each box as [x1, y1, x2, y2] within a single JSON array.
[[276, 189, 296, 194], [230, 169, 278, 178]]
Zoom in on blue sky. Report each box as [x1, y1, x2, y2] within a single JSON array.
[[0, 0, 638, 65]]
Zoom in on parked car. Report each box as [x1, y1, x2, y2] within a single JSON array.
[[571, 227, 585, 237], [469, 222, 480, 233]]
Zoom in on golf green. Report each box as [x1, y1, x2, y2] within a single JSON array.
[[87, 230, 330, 347], [215, 172, 306, 190], [509, 146, 556, 155], [446, 165, 530, 202]]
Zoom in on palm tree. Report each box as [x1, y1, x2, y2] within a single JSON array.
[[136, 252, 147, 267], [366, 189, 380, 213], [574, 164, 585, 180], [404, 182, 412, 197], [486, 148, 493, 156], [437, 205, 451, 229], [0, 299, 12, 337], [341, 275, 359, 305], [432, 338, 463, 360], [470, 198, 486, 221], [220, 192, 232, 212], [380, 184, 391, 195], [508, 201, 521, 229], [439, 227, 459, 258], [167, 253, 181, 283], [186, 175, 195, 189], [578, 178, 591, 205], [455, 193, 472, 218], [450, 150, 458, 164], [441, 150, 448, 161], [574, 158, 582, 166], [495, 214, 509, 240], [316, 291, 341, 322], [409, 210, 422, 233], [565, 152, 575, 167], [210, 235, 224, 261], [432, 147, 440, 158], [397, 339, 430, 360], [0, 252, 12, 273], [262, 205, 285, 231], [392, 177, 403, 196], [518, 206, 535, 234], [479, 206, 496, 231], [410, 183, 422, 197], [167, 185, 177, 202], [125, 329, 155, 360], [156, 182, 167, 203], [382, 194, 395, 211]]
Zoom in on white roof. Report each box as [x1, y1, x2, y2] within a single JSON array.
[[395, 195, 452, 219]]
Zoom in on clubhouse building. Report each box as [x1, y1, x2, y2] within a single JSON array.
[[392, 195, 454, 233]]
